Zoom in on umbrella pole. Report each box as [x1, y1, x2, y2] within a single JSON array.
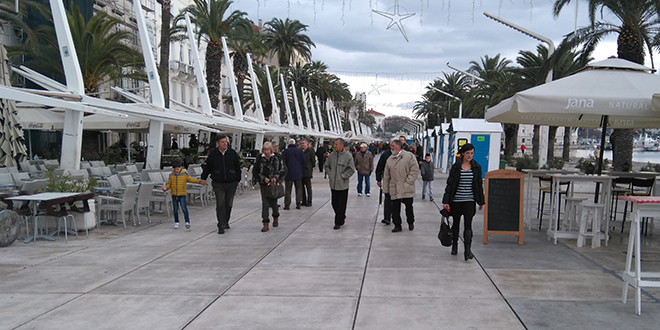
[[594, 115, 608, 203]]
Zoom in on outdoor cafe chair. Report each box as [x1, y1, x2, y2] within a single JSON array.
[[66, 192, 94, 237], [66, 169, 89, 180], [610, 177, 633, 224], [120, 175, 134, 186], [80, 162, 91, 170], [622, 177, 656, 233], [148, 171, 165, 184], [537, 176, 570, 230], [96, 184, 139, 229], [0, 167, 8, 173], [135, 182, 154, 225], [11, 172, 30, 186], [149, 185, 171, 217], [187, 181, 205, 206]]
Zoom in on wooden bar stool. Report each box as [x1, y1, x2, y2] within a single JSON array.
[[577, 202, 606, 248], [563, 197, 587, 232]]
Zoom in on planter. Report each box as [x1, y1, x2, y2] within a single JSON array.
[[43, 200, 96, 232]]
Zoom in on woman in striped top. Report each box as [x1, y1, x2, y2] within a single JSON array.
[[442, 144, 485, 261]]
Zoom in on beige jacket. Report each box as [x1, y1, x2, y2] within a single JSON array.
[[383, 149, 419, 200]]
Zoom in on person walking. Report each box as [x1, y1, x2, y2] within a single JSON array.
[[300, 139, 316, 206], [201, 135, 242, 234], [163, 159, 206, 229], [376, 142, 392, 225], [420, 153, 434, 201], [324, 138, 356, 230], [355, 143, 373, 197], [282, 138, 304, 210], [383, 139, 419, 232], [316, 143, 327, 173], [442, 143, 485, 261], [254, 142, 287, 232]]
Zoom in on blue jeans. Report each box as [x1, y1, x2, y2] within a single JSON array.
[[172, 195, 190, 223], [357, 173, 370, 194]]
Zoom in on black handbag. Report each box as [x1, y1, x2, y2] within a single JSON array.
[[265, 181, 285, 199], [438, 208, 453, 247]]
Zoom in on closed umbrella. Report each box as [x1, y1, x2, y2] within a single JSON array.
[[0, 44, 28, 166]]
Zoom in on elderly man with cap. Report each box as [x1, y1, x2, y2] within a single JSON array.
[[355, 142, 374, 197], [324, 138, 356, 229], [383, 138, 419, 232]]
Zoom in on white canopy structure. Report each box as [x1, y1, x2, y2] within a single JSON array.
[[0, 0, 361, 169]]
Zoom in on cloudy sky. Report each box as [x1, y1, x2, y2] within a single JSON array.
[[229, 0, 634, 117]]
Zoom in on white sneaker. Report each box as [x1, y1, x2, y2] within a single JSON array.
[[185, 222, 190, 229], [357, 193, 362, 196], [366, 193, 371, 197], [174, 222, 179, 229]]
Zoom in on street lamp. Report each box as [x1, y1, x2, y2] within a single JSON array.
[[446, 62, 485, 83], [484, 11, 554, 167], [430, 86, 462, 119]]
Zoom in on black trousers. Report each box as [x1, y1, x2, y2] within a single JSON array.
[[450, 201, 476, 236], [259, 184, 280, 223], [301, 177, 312, 205], [391, 197, 414, 227], [285, 180, 302, 206], [331, 189, 348, 226], [212, 181, 238, 230], [383, 192, 392, 221], [317, 156, 325, 172]]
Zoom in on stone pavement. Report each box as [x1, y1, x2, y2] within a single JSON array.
[[1, 167, 660, 329]]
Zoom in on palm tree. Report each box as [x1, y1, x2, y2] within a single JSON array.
[[553, 0, 660, 171], [8, 3, 145, 94], [262, 18, 315, 67], [468, 55, 519, 156], [156, 0, 172, 108], [228, 19, 268, 104], [172, 0, 248, 109]]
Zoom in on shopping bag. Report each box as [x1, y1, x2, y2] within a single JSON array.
[[265, 181, 285, 199], [438, 209, 453, 247]]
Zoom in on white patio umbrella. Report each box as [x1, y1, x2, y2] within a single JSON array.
[[0, 44, 29, 166], [487, 58, 660, 129], [486, 58, 660, 175]]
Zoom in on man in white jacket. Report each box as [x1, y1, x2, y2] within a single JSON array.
[[383, 139, 419, 233]]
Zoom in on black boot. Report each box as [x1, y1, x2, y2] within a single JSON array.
[[451, 227, 459, 255], [464, 230, 474, 261]]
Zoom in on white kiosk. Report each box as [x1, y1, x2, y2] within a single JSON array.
[[448, 118, 503, 177]]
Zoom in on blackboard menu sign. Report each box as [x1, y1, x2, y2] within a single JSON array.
[[484, 169, 524, 245]]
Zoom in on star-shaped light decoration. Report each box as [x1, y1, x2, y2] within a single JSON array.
[[372, 0, 416, 42], [369, 82, 387, 95]]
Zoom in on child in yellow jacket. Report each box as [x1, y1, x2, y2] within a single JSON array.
[[163, 159, 206, 229]]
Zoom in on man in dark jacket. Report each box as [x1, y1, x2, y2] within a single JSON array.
[[300, 139, 316, 207], [282, 138, 304, 209], [376, 143, 392, 225], [316, 143, 327, 172], [202, 135, 242, 234]]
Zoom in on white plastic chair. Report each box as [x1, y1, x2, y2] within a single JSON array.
[[96, 184, 139, 229], [135, 182, 155, 224]]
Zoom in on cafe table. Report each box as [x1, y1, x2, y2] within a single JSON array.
[[547, 174, 613, 245], [521, 169, 579, 230], [6, 192, 79, 243], [619, 196, 660, 315]]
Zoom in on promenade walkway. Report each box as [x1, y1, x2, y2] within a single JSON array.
[[1, 168, 660, 329]]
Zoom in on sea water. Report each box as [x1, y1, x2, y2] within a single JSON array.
[[572, 148, 660, 164]]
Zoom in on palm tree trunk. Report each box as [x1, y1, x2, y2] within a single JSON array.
[[612, 129, 633, 171], [547, 126, 558, 162], [562, 127, 571, 161], [532, 125, 540, 161], [503, 123, 517, 157], [206, 41, 222, 109], [157, 0, 171, 108]]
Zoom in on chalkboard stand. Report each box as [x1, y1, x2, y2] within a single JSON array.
[[484, 169, 524, 245]]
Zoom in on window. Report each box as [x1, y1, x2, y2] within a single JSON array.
[[181, 83, 186, 104]]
